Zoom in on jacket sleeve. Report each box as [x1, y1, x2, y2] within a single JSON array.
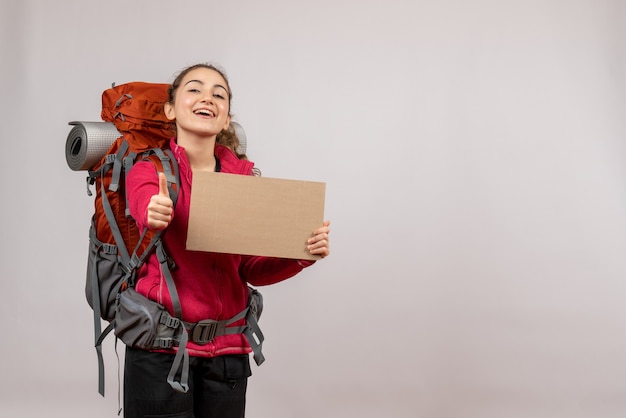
[[239, 256, 316, 286], [126, 161, 160, 231]]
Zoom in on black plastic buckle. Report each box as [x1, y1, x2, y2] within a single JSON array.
[[192, 320, 219, 345], [160, 314, 180, 329]]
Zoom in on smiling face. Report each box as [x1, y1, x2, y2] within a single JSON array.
[[164, 66, 232, 142]]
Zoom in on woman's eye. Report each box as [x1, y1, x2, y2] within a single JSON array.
[[188, 88, 200, 93], [213, 93, 225, 99]]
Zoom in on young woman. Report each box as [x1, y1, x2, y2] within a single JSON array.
[[124, 63, 330, 418]]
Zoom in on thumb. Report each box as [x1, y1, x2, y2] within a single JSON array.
[[158, 172, 170, 198]]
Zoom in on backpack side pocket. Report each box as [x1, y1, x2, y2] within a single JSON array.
[[115, 287, 178, 350], [85, 217, 125, 321]]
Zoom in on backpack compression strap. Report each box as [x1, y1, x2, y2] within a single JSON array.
[[91, 140, 132, 397]]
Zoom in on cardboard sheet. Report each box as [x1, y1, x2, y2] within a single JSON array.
[[187, 172, 326, 260]]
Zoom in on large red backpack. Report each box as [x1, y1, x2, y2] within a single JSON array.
[[90, 82, 176, 268], [85, 82, 181, 396]]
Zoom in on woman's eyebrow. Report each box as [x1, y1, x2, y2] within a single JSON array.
[[184, 79, 203, 86], [184, 79, 228, 92]]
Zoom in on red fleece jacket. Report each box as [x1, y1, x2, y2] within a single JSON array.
[[126, 139, 314, 358]]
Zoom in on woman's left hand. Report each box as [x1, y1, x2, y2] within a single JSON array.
[[307, 220, 331, 259]]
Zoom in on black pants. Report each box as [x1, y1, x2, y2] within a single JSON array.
[[124, 346, 252, 418]]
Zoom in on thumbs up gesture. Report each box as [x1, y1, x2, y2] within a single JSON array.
[[147, 172, 174, 230]]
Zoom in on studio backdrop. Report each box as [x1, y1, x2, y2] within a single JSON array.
[[1, 1, 625, 417]]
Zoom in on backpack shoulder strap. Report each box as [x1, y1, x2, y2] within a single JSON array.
[[128, 148, 179, 270]]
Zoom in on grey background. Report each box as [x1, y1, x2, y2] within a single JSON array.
[[1, 0, 626, 417]]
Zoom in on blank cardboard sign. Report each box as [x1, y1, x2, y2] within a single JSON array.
[[187, 171, 326, 260]]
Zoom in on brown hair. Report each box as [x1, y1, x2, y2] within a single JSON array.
[[168, 63, 247, 159]]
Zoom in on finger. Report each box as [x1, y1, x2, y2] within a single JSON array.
[[310, 221, 331, 238], [149, 194, 173, 213], [307, 240, 329, 258], [147, 202, 173, 228], [318, 220, 331, 234], [307, 230, 329, 249], [148, 218, 169, 231], [158, 172, 170, 198], [308, 232, 329, 244]]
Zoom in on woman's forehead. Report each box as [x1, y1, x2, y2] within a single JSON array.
[[182, 67, 228, 87]]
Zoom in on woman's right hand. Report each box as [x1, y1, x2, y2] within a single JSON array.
[[146, 172, 174, 230]]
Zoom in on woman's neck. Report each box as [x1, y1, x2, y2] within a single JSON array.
[[177, 132, 218, 172]]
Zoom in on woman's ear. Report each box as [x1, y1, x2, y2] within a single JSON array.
[[164, 101, 175, 121]]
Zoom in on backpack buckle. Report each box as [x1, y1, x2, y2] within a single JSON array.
[[191, 319, 220, 345], [154, 337, 175, 349], [160, 313, 180, 329]]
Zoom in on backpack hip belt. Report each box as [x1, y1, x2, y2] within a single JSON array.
[[152, 293, 265, 363]]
